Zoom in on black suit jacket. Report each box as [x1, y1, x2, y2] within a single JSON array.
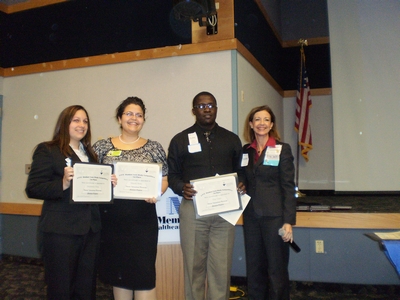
[[26, 143, 101, 235], [242, 141, 296, 225]]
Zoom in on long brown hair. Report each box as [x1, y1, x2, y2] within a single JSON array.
[[46, 105, 97, 161], [243, 105, 281, 143]]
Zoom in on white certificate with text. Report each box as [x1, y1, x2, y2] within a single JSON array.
[[71, 163, 113, 203], [191, 173, 242, 218], [113, 161, 162, 200]]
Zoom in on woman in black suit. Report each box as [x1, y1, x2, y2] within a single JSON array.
[[242, 105, 296, 300], [26, 105, 109, 300]]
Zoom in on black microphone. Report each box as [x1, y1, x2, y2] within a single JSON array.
[[278, 228, 301, 253]]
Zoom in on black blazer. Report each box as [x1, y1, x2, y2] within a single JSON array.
[[26, 143, 101, 235], [242, 141, 296, 225]]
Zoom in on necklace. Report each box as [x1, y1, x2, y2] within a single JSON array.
[[256, 139, 267, 154], [118, 134, 140, 144]]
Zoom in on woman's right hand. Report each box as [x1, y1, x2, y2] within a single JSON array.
[[111, 174, 118, 187], [63, 166, 74, 190]]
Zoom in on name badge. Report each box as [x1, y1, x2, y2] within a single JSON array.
[[263, 145, 282, 166], [188, 132, 202, 153], [188, 143, 202, 153], [188, 132, 199, 145], [241, 153, 249, 167], [107, 150, 122, 157]]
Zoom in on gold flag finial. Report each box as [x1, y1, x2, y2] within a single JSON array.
[[298, 39, 308, 48]]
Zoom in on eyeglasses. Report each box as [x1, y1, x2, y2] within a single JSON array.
[[193, 104, 217, 110], [122, 111, 143, 118]]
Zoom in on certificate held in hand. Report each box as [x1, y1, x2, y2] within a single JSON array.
[[71, 162, 114, 203], [113, 161, 162, 200], [191, 173, 242, 218]]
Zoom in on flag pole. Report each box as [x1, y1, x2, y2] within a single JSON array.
[[295, 39, 308, 198]]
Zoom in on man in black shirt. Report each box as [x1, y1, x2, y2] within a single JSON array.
[[167, 91, 246, 300]]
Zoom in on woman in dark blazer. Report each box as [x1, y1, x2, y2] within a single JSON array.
[[26, 105, 103, 300], [242, 105, 296, 300]]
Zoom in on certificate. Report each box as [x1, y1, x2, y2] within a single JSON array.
[[219, 193, 251, 225], [191, 173, 242, 218], [71, 163, 113, 203], [113, 161, 162, 200]]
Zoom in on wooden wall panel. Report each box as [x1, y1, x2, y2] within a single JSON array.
[[1, 202, 398, 229], [0, 0, 67, 13], [156, 244, 184, 300]]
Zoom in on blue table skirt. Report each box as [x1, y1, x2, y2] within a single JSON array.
[[382, 240, 400, 277]]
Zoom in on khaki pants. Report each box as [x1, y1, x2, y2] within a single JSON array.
[[179, 199, 235, 300]]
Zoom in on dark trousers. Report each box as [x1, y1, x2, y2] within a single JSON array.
[[243, 206, 290, 300], [42, 229, 100, 300]]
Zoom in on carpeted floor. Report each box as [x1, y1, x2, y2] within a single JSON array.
[[0, 255, 399, 300]]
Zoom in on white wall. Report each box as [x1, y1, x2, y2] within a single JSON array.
[[328, 0, 400, 192], [1, 51, 235, 204], [236, 53, 282, 142]]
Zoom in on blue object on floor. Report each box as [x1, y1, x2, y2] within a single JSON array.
[[382, 240, 400, 277]]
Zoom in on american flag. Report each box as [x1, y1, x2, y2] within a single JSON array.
[[294, 49, 313, 162]]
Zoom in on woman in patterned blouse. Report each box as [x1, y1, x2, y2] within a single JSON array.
[[93, 97, 168, 300]]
